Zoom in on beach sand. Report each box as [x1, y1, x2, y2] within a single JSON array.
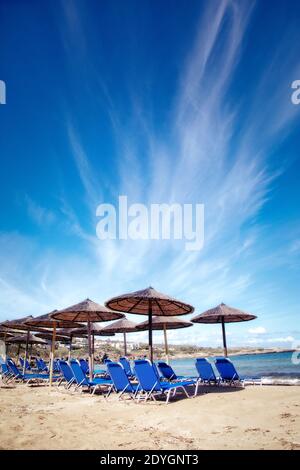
[[0, 383, 299, 450]]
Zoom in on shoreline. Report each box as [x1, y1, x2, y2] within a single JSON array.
[[166, 349, 296, 360]]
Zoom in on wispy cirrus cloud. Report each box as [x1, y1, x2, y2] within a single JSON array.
[[0, 0, 299, 349], [24, 194, 56, 227]]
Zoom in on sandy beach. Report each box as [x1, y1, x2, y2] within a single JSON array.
[[0, 384, 299, 450]]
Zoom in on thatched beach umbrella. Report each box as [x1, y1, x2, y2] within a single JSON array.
[[51, 299, 124, 381], [6, 333, 47, 362], [6, 333, 47, 345], [36, 331, 71, 343], [25, 312, 82, 386], [136, 316, 193, 364], [1, 316, 47, 374], [106, 287, 194, 362], [192, 303, 257, 356], [0, 328, 14, 340], [102, 318, 138, 356], [70, 324, 115, 364]]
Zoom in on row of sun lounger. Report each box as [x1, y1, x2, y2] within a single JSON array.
[[1, 355, 250, 403]]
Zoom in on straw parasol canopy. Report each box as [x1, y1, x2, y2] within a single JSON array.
[[6, 333, 47, 345], [36, 331, 71, 343], [0, 328, 14, 340], [51, 299, 124, 380], [1, 315, 47, 332], [51, 299, 124, 322], [1, 315, 49, 374], [102, 318, 138, 356], [192, 303, 257, 356], [136, 316, 193, 363], [25, 311, 83, 385], [106, 286, 194, 362]]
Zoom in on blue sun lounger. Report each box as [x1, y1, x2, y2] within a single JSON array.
[[19, 357, 32, 371], [157, 361, 196, 383], [78, 358, 106, 377], [193, 358, 219, 395], [119, 357, 135, 378], [79, 358, 89, 375], [69, 359, 112, 394], [58, 360, 75, 389], [35, 358, 49, 372], [215, 357, 244, 386], [0, 358, 14, 383], [134, 359, 194, 403], [106, 362, 139, 399], [7, 359, 58, 384]]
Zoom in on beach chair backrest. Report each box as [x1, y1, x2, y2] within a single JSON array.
[[195, 358, 216, 381], [40, 358, 48, 371], [157, 361, 177, 380], [59, 360, 74, 383], [7, 359, 22, 377], [134, 359, 161, 392], [104, 358, 112, 364], [70, 359, 89, 386], [119, 357, 132, 376], [215, 357, 239, 380], [79, 358, 89, 375], [53, 359, 61, 372], [0, 357, 10, 375], [20, 358, 31, 370], [36, 358, 48, 372], [107, 362, 133, 392]]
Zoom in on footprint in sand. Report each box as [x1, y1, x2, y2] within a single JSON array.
[[224, 426, 237, 432]]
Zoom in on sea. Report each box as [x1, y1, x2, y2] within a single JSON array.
[[169, 351, 300, 385]]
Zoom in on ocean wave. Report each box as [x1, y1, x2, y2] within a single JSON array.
[[260, 376, 300, 386]]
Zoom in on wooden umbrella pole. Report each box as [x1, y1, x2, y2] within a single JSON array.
[[123, 332, 127, 356], [149, 301, 153, 363], [163, 323, 169, 364], [4, 331, 7, 359], [68, 335, 72, 361], [92, 333, 95, 372], [23, 330, 30, 375], [87, 319, 93, 381], [17, 343, 21, 360], [221, 316, 228, 357], [49, 323, 56, 387]]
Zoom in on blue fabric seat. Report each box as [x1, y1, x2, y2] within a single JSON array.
[[58, 360, 75, 389], [0, 358, 14, 382], [157, 361, 195, 383], [19, 357, 32, 371], [134, 359, 195, 403], [106, 362, 139, 399], [119, 357, 134, 378], [194, 358, 219, 395], [69, 359, 112, 394], [35, 357, 49, 372], [7, 359, 58, 383], [215, 357, 243, 386]]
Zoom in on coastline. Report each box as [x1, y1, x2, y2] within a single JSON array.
[[166, 349, 296, 360]]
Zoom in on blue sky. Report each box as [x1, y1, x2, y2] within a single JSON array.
[[0, 0, 299, 349]]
